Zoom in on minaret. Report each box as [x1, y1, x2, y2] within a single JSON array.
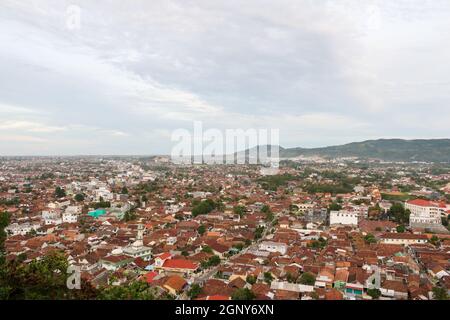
[[133, 223, 145, 248]]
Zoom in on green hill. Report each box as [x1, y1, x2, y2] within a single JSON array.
[[280, 139, 450, 162]]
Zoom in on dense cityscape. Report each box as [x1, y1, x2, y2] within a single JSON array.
[[1, 156, 449, 300]]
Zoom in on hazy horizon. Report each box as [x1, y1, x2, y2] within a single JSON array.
[[1, 137, 449, 157]]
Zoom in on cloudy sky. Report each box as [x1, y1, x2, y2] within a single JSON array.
[[1, 0, 450, 155]]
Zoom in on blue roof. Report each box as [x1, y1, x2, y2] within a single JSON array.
[[88, 209, 107, 218]]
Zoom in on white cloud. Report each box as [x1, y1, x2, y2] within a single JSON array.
[[0, 0, 450, 155]]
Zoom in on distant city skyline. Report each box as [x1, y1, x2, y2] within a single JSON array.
[[1, 1, 450, 155]]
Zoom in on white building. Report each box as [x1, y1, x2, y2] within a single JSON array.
[[94, 187, 114, 201], [380, 233, 428, 245], [42, 210, 62, 225], [62, 212, 78, 223], [5, 222, 40, 236], [259, 241, 288, 255], [295, 203, 315, 213], [406, 199, 446, 226], [330, 210, 358, 226]]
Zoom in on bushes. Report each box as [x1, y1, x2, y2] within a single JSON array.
[[232, 288, 256, 300], [298, 272, 316, 286], [192, 199, 216, 217]]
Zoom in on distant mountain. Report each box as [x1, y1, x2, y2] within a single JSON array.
[[279, 139, 450, 162]]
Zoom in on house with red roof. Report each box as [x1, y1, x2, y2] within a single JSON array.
[[158, 259, 199, 275]]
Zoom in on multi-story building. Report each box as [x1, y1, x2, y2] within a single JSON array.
[[406, 199, 446, 226], [329, 210, 358, 226]]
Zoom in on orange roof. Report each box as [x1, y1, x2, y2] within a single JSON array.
[[156, 252, 172, 260], [407, 199, 447, 208], [145, 271, 158, 283], [164, 275, 187, 292], [162, 259, 198, 270], [325, 289, 343, 300]]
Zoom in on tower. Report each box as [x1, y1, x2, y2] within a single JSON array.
[[133, 223, 145, 248]]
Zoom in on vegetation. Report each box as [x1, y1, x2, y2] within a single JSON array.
[[197, 225, 206, 235], [191, 199, 216, 217], [231, 288, 256, 300], [98, 281, 160, 300], [389, 203, 410, 224], [0, 198, 20, 206], [305, 183, 354, 195], [200, 255, 221, 269], [0, 251, 98, 300], [364, 234, 377, 244], [74, 193, 85, 202], [432, 287, 448, 300], [233, 205, 246, 217], [298, 272, 316, 286], [91, 200, 111, 209], [279, 139, 450, 163], [254, 226, 265, 240], [367, 288, 381, 299], [328, 202, 342, 212], [308, 237, 328, 249], [430, 235, 441, 247], [123, 210, 137, 222], [0, 212, 10, 261], [187, 284, 202, 299], [54, 186, 66, 198], [263, 272, 274, 284], [201, 246, 213, 254], [258, 174, 297, 191], [246, 275, 257, 285]]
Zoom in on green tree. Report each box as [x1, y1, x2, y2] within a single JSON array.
[[121, 186, 129, 194], [0, 251, 98, 300], [432, 287, 448, 300], [298, 272, 316, 286], [208, 255, 221, 267], [201, 245, 213, 254], [430, 235, 441, 247], [0, 211, 10, 258], [233, 205, 246, 217], [191, 199, 216, 217], [396, 225, 405, 233], [197, 225, 206, 235], [187, 284, 202, 299], [98, 281, 157, 300], [261, 205, 271, 214], [123, 210, 137, 222], [254, 226, 265, 240], [246, 275, 257, 285], [367, 288, 381, 299], [232, 288, 256, 300], [328, 202, 342, 212], [364, 234, 377, 244], [74, 193, 85, 202], [263, 272, 274, 284], [389, 203, 410, 224], [54, 186, 66, 198]]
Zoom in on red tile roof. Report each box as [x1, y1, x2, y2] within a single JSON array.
[[407, 199, 447, 208], [145, 271, 158, 283], [162, 259, 198, 270]]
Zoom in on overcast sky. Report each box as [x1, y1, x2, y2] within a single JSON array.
[[1, 0, 450, 155]]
